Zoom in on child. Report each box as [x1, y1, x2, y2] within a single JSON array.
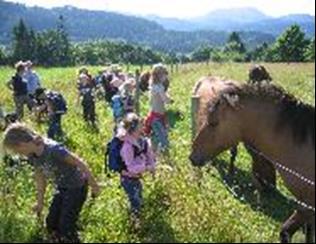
[[2, 123, 100, 243], [23, 60, 41, 98], [110, 65, 126, 90], [77, 73, 96, 126], [6, 61, 32, 119], [119, 113, 155, 221], [1, 111, 27, 168], [78, 67, 93, 82], [100, 70, 118, 104], [119, 79, 135, 115], [34, 88, 67, 140], [111, 79, 135, 124], [144, 64, 173, 152]]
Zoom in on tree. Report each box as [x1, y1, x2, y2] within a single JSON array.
[[191, 45, 213, 62], [225, 32, 246, 54], [56, 15, 72, 65], [0, 46, 7, 65], [250, 42, 270, 61], [12, 19, 36, 61], [35, 16, 73, 66], [272, 24, 309, 62], [305, 38, 315, 62]]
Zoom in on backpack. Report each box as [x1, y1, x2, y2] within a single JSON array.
[[105, 137, 148, 174], [122, 95, 134, 112], [47, 92, 68, 115], [111, 95, 124, 120]]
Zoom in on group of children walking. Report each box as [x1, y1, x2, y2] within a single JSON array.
[[1, 62, 173, 242]]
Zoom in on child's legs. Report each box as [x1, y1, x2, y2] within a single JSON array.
[[57, 184, 88, 242], [151, 119, 169, 151], [47, 118, 58, 139], [14, 95, 25, 119], [121, 177, 143, 216], [26, 95, 35, 111], [88, 101, 96, 123], [46, 190, 63, 234], [48, 114, 62, 139], [82, 100, 89, 121]]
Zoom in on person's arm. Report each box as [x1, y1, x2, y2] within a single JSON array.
[[33, 168, 47, 217], [33, 72, 41, 88], [6, 78, 13, 90], [159, 89, 172, 104], [63, 153, 100, 198], [145, 140, 156, 174], [76, 81, 82, 106]]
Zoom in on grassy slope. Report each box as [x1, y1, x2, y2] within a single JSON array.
[[0, 63, 314, 242]]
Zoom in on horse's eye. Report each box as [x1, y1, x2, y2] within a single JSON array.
[[209, 121, 219, 127]]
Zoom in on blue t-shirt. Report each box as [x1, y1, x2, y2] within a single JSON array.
[[28, 139, 85, 189]]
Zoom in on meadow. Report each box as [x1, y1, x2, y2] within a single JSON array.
[[0, 62, 315, 242]]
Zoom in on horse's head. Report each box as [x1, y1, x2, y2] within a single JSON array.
[[190, 88, 242, 167]]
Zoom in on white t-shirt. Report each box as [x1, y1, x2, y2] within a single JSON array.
[[150, 83, 168, 114]]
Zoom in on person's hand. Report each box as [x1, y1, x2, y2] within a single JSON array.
[[32, 202, 44, 218], [91, 183, 101, 199], [147, 165, 155, 175]]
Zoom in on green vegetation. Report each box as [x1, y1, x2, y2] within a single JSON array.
[[0, 62, 314, 242]]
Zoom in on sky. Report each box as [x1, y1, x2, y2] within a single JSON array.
[[6, 0, 316, 18]]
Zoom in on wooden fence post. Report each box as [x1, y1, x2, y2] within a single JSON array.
[[191, 95, 200, 140], [135, 69, 141, 115]]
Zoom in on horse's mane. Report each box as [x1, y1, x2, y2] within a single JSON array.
[[207, 79, 315, 146]]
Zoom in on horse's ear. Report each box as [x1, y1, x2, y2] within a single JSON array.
[[211, 87, 217, 96], [223, 93, 239, 108]]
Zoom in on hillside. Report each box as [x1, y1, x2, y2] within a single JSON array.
[[145, 8, 315, 37], [0, 1, 275, 52]]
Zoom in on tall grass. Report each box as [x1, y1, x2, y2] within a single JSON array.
[[0, 62, 314, 242]]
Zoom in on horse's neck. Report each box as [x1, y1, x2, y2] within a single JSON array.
[[240, 99, 314, 177], [240, 100, 315, 208], [240, 100, 295, 163]]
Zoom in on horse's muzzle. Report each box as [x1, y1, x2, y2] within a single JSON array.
[[189, 153, 207, 167]]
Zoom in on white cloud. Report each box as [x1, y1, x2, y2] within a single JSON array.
[[7, 0, 316, 18]]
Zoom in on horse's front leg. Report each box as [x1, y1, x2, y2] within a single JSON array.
[[229, 145, 238, 175], [305, 223, 315, 243], [305, 217, 315, 244], [280, 210, 305, 243]]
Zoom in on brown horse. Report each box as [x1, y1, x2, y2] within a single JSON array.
[[248, 64, 272, 84], [192, 77, 276, 191], [190, 77, 315, 243]]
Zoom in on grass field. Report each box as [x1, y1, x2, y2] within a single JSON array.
[[0, 62, 315, 242]]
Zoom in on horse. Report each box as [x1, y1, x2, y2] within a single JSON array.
[[248, 64, 272, 84], [192, 77, 276, 191], [190, 77, 315, 243]]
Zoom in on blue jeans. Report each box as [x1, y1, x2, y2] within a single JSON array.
[[48, 114, 63, 139], [82, 98, 96, 124], [121, 176, 143, 216], [151, 119, 169, 151]]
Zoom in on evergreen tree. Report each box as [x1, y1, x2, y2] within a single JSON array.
[[272, 24, 309, 62]]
